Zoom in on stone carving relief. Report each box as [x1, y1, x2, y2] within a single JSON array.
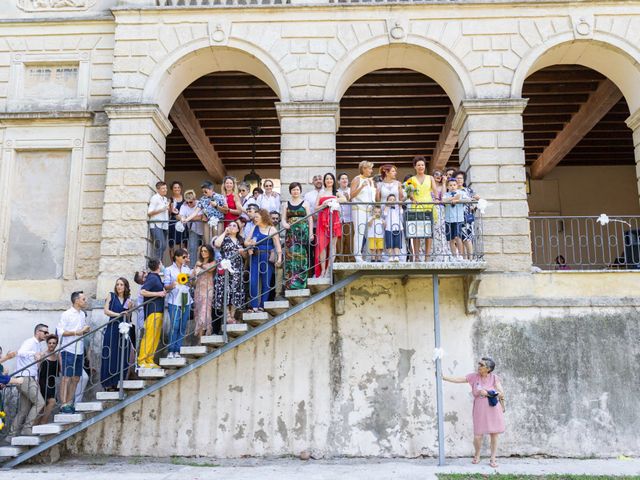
[[17, 0, 95, 11]]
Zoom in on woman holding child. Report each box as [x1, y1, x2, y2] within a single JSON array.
[[350, 161, 376, 262]]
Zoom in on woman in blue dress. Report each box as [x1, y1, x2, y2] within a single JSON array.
[[101, 277, 133, 390], [246, 209, 282, 311]]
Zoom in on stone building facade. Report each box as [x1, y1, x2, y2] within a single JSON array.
[[1, 0, 640, 459]]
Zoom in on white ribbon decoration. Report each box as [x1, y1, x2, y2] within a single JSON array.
[[175, 221, 185, 233], [208, 217, 219, 228], [118, 322, 132, 335], [476, 198, 489, 214], [220, 258, 235, 273], [328, 199, 341, 212], [432, 347, 445, 362], [596, 213, 610, 226]]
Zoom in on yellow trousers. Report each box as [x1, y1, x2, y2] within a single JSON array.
[[138, 312, 163, 367]]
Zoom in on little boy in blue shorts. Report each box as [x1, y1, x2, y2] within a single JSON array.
[[443, 177, 467, 260]]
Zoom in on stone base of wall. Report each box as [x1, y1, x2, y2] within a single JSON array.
[[59, 273, 640, 459]]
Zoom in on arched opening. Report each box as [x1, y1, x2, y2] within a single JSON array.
[[336, 68, 458, 177], [164, 71, 281, 193], [523, 65, 640, 269]]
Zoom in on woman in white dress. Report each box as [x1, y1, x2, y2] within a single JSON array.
[[431, 169, 452, 261], [376, 164, 404, 205], [350, 161, 376, 262]]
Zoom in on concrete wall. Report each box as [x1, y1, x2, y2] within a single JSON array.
[[66, 273, 640, 458]]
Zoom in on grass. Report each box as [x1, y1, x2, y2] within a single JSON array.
[[169, 456, 221, 468], [439, 476, 640, 480]]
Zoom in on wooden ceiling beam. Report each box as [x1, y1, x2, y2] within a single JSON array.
[[169, 94, 227, 181], [530, 79, 623, 179], [429, 107, 458, 173]]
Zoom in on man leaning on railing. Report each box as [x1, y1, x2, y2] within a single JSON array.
[[10, 324, 49, 436]]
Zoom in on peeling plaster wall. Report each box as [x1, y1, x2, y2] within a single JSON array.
[[66, 275, 640, 458]]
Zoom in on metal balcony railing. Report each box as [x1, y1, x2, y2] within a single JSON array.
[[529, 215, 640, 271]]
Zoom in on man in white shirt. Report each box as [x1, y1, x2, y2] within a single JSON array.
[[148, 181, 170, 261], [57, 291, 90, 414], [11, 323, 49, 435], [303, 175, 324, 215], [164, 248, 193, 359]]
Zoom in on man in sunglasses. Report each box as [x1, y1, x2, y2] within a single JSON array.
[[11, 323, 49, 435]]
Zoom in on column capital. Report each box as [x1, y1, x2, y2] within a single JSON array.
[[452, 98, 528, 131], [276, 101, 340, 122], [625, 107, 640, 131], [105, 103, 173, 137]]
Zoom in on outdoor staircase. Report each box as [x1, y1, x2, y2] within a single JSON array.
[[0, 272, 359, 469]]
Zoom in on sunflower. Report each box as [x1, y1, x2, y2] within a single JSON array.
[[177, 273, 190, 285]]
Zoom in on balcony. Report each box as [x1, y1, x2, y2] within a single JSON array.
[[530, 215, 640, 271]]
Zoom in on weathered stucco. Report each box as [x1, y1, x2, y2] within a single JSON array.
[[65, 275, 640, 458]]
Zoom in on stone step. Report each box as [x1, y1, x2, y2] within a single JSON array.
[[32, 423, 65, 435], [308, 276, 332, 292], [137, 368, 166, 378], [0, 446, 25, 457], [285, 288, 311, 305], [226, 323, 249, 337], [119, 380, 146, 390], [75, 401, 104, 412], [11, 436, 41, 447], [54, 413, 84, 424], [159, 356, 188, 368], [264, 300, 289, 315], [201, 335, 225, 347], [180, 345, 209, 357], [96, 391, 123, 401], [242, 311, 270, 326]]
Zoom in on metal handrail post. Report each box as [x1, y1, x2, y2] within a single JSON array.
[[222, 269, 229, 344], [433, 273, 445, 466], [118, 325, 127, 400]]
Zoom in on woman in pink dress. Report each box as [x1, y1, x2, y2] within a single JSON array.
[[444, 357, 505, 468], [193, 244, 216, 336], [314, 173, 343, 278]]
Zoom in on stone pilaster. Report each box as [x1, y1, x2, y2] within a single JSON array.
[[453, 98, 531, 272], [96, 104, 172, 297], [625, 108, 640, 209], [276, 102, 339, 197]]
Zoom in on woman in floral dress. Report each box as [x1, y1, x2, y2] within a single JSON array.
[[193, 244, 216, 337], [282, 182, 313, 289], [213, 221, 246, 321]]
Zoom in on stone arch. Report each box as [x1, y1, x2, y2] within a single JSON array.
[[323, 35, 474, 108], [511, 33, 640, 112], [143, 38, 290, 115]]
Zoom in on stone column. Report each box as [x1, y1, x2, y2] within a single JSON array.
[[96, 104, 172, 297], [625, 108, 640, 208], [452, 99, 531, 272], [276, 102, 339, 197]]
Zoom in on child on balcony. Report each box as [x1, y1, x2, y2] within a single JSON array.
[[367, 205, 385, 262], [443, 177, 467, 261], [383, 194, 403, 262]]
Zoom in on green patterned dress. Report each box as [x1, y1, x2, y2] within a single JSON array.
[[285, 201, 309, 290]]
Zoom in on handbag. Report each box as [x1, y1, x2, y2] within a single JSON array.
[[464, 210, 475, 224]]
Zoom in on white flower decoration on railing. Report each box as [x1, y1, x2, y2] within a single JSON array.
[[219, 258, 235, 273], [596, 214, 631, 228], [208, 217, 219, 228], [476, 198, 489, 214], [432, 347, 445, 362], [118, 322, 131, 335], [328, 199, 341, 212]]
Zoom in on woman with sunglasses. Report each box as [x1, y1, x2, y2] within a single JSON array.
[[444, 357, 505, 468], [178, 190, 203, 266]]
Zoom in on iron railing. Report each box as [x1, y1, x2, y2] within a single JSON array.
[[529, 215, 640, 270]]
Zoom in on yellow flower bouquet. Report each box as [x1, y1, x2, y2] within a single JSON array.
[[177, 273, 190, 285]]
